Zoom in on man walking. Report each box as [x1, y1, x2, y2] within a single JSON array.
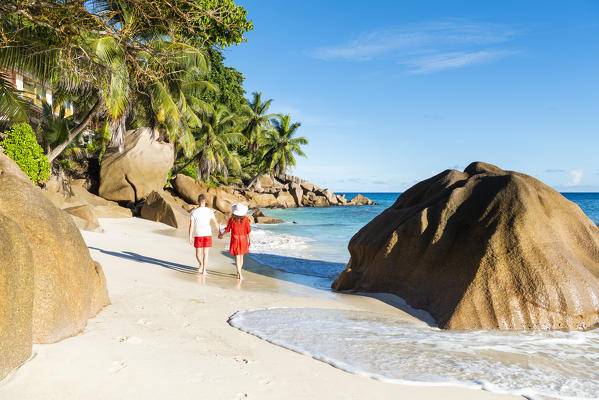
[[189, 194, 220, 275]]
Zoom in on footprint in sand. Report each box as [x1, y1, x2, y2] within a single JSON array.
[[109, 361, 127, 373], [117, 336, 142, 344], [136, 319, 151, 326], [236, 393, 247, 399]]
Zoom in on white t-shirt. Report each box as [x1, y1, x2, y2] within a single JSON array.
[[190, 207, 216, 237]]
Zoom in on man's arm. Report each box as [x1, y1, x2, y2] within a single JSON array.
[[188, 218, 194, 246]]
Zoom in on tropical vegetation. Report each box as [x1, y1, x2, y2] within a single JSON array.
[[0, 123, 50, 184], [0, 0, 308, 187]]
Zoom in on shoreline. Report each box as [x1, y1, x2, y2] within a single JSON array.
[[0, 217, 521, 399]]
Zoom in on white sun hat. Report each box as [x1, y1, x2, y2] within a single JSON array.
[[232, 203, 248, 217]]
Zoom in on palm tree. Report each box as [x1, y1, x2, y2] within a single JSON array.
[[261, 115, 308, 175], [175, 104, 246, 182], [246, 114, 307, 187], [241, 92, 277, 152]]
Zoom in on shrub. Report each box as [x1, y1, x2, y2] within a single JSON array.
[[180, 163, 198, 180], [0, 123, 51, 184]]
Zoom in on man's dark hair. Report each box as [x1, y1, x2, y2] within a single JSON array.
[[198, 194, 206, 204]]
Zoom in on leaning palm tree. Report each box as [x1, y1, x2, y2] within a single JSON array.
[[240, 92, 277, 152], [175, 104, 246, 182], [246, 114, 307, 187]]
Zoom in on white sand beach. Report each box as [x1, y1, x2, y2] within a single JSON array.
[[0, 218, 522, 400]]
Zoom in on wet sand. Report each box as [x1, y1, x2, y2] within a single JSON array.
[[0, 217, 522, 399]]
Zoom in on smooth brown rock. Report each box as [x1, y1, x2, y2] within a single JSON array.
[[300, 181, 318, 192], [0, 214, 34, 381], [64, 205, 103, 233], [348, 194, 375, 205], [172, 174, 211, 205], [0, 151, 29, 183], [246, 192, 278, 208], [0, 159, 110, 343], [289, 183, 304, 206], [99, 128, 174, 202], [42, 181, 132, 219], [255, 216, 284, 224], [212, 187, 247, 214], [332, 162, 599, 331], [141, 190, 189, 230], [318, 189, 339, 205], [213, 209, 229, 225], [257, 174, 275, 189], [336, 194, 348, 205], [276, 191, 296, 208]]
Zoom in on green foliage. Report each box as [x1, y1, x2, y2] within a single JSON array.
[[0, 123, 50, 184], [201, 49, 246, 113], [181, 163, 198, 180]]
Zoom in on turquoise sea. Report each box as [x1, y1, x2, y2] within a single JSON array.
[[239, 192, 599, 400], [250, 192, 599, 282]]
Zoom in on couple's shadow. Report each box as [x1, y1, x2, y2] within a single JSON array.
[[87, 247, 247, 279]]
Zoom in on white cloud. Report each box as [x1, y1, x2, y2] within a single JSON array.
[[403, 50, 517, 74], [567, 170, 583, 186], [308, 19, 520, 73]]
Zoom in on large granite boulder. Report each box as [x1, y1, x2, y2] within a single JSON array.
[[246, 192, 278, 208], [64, 205, 103, 233], [172, 174, 210, 205], [332, 162, 599, 331], [99, 128, 174, 202], [349, 194, 375, 205], [0, 214, 34, 381], [0, 153, 110, 343], [276, 191, 296, 208], [318, 189, 339, 205], [289, 183, 303, 206], [141, 190, 189, 230]]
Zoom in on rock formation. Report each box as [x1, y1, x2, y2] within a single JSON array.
[[0, 153, 110, 345], [332, 162, 599, 331], [99, 128, 174, 202], [64, 205, 103, 233], [141, 190, 189, 230], [348, 194, 375, 205], [43, 178, 132, 219], [0, 214, 34, 381], [172, 172, 375, 210]]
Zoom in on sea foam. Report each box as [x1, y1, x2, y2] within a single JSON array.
[[229, 307, 599, 400]]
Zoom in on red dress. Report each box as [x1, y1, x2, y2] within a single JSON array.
[[225, 216, 251, 255]]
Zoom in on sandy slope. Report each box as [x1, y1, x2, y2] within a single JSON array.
[[0, 217, 521, 400]]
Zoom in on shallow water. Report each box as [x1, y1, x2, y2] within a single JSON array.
[[229, 308, 599, 400], [241, 192, 599, 399]]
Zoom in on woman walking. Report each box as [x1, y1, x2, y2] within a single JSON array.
[[218, 203, 251, 280], [189, 194, 219, 275]]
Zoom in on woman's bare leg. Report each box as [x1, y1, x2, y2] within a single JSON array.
[[196, 248, 204, 274], [235, 255, 244, 280], [202, 248, 210, 275]]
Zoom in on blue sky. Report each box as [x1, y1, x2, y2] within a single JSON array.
[[225, 0, 599, 192]]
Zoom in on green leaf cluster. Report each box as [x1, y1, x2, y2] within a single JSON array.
[[0, 123, 50, 184]]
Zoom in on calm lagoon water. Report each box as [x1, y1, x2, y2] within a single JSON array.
[[241, 192, 599, 400]]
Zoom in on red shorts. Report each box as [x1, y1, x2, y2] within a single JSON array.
[[194, 236, 212, 248]]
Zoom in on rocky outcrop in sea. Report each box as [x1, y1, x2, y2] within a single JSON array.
[[332, 161, 599, 331]]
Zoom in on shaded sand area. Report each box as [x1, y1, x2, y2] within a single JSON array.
[[0, 218, 521, 400]]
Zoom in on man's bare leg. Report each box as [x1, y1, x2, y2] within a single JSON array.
[[195, 247, 204, 274], [202, 248, 210, 275]]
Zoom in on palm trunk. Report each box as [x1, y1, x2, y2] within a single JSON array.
[[172, 150, 202, 177], [246, 167, 269, 189], [47, 99, 102, 164]]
